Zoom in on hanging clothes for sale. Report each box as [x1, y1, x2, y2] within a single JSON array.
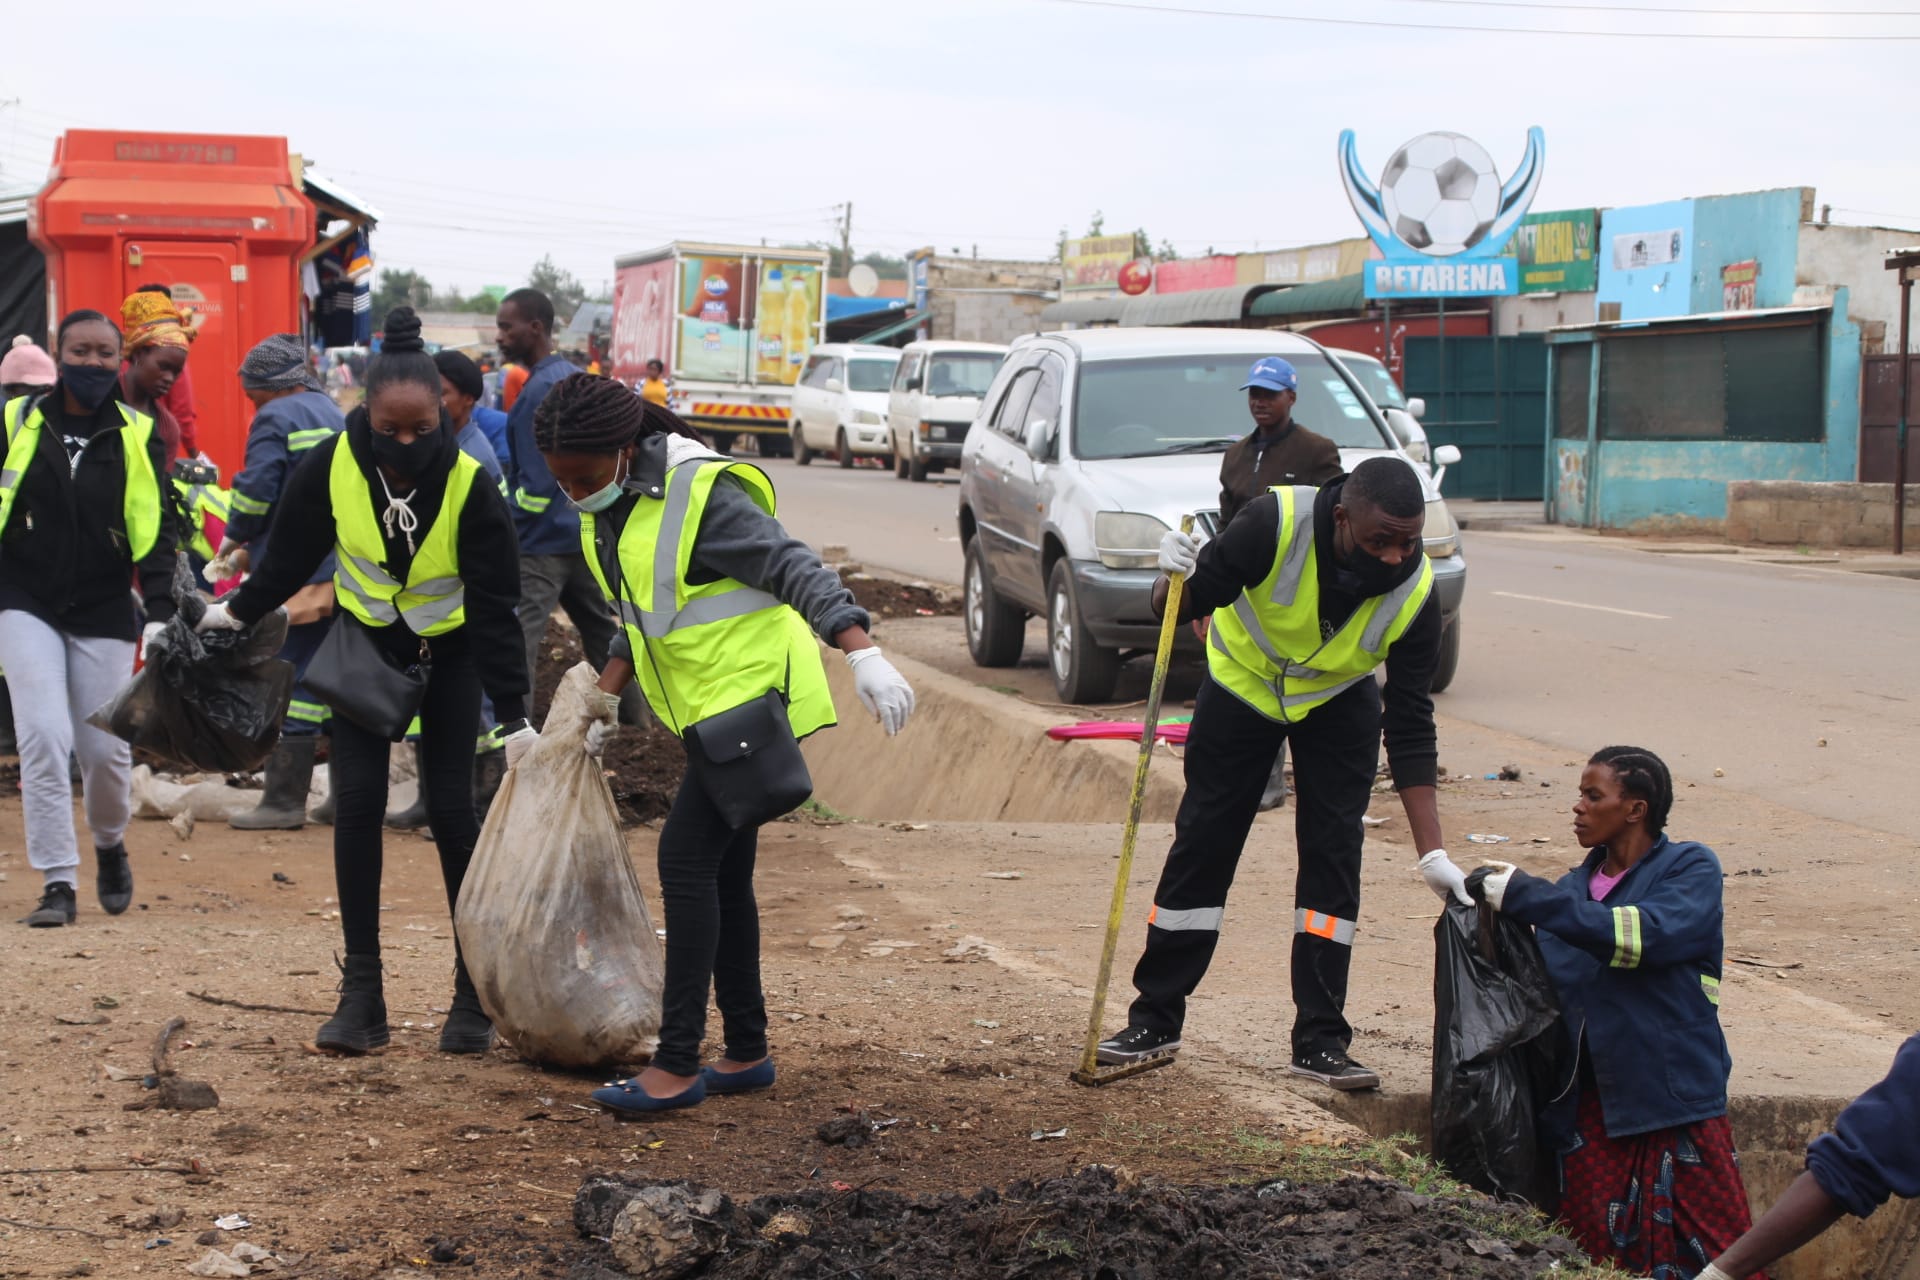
[[314, 230, 374, 348]]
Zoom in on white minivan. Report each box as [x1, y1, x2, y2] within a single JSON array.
[[790, 343, 902, 469], [886, 340, 1008, 482]]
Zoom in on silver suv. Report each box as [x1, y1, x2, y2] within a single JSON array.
[[957, 328, 1466, 703]]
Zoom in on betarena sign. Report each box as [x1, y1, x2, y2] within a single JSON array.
[[1339, 127, 1546, 300], [1369, 260, 1515, 298]]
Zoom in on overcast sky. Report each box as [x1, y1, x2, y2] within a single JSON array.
[[5, 0, 1917, 295]]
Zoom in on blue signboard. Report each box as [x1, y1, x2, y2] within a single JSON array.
[[1339, 127, 1546, 300]]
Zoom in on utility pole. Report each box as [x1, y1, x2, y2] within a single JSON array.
[[834, 202, 853, 274]]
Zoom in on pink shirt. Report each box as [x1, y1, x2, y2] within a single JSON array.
[[1589, 865, 1626, 901]]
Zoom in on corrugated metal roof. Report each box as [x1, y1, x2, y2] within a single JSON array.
[[1119, 282, 1276, 327], [1247, 273, 1366, 319], [1545, 302, 1831, 337], [1040, 295, 1128, 324], [301, 167, 382, 223], [846, 309, 924, 345]]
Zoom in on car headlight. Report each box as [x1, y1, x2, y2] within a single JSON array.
[[1423, 497, 1460, 560], [1094, 511, 1171, 571], [854, 409, 883, 426]]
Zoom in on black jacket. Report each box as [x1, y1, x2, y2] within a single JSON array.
[[0, 391, 178, 641], [228, 409, 529, 723], [1216, 419, 1342, 526], [1180, 478, 1441, 789]]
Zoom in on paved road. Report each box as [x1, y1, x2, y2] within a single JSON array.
[[767, 458, 1920, 838]]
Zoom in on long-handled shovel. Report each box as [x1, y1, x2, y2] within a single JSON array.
[[1070, 516, 1193, 1087]]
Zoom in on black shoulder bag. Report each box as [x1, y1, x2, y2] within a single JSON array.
[[303, 616, 430, 743]]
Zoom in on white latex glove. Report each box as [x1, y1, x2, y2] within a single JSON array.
[[585, 720, 616, 758], [847, 646, 914, 736], [141, 621, 166, 652], [584, 688, 621, 758], [1157, 528, 1200, 576], [1418, 849, 1473, 906], [204, 545, 249, 582], [1474, 861, 1517, 911], [503, 726, 538, 769], [195, 601, 243, 634], [1697, 1266, 1734, 1280]]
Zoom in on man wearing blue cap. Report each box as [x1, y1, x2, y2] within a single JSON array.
[[1215, 358, 1342, 811]]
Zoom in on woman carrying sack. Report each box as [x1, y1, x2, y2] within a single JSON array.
[[2, 309, 178, 928], [533, 375, 915, 1114], [1469, 746, 1760, 1278], [197, 307, 532, 1055]]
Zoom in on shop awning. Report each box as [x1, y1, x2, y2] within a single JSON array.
[[1040, 295, 1128, 325], [301, 167, 383, 225], [1544, 302, 1832, 341], [1248, 273, 1366, 319], [1119, 282, 1277, 327], [827, 295, 906, 323], [843, 308, 924, 345]]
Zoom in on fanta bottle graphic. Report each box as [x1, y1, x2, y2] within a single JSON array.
[[783, 271, 813, 379], [757, 268, 785, 382]]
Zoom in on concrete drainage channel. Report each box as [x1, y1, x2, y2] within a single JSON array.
[[803, 650, 1920, 1280]]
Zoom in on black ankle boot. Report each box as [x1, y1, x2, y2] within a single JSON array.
[[316, 954, 389, 1054], [438, 956, 495, 1055]]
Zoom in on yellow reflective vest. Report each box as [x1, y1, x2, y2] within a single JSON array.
[[329, 438, 482, 636], [1207, 484, 1434, 722], [583, 458, 833, 740], [0, 395, 162, 561]]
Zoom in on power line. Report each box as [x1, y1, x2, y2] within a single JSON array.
[[1393, 0, 1919, 17], [1038, 0, 1920, 39]]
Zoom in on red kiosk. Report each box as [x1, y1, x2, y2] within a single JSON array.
[[29, 131, 318, 475]]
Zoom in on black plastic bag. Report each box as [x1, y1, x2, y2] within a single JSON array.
[[89, 557, 295, 773], [1431, 901, 1564, 1204]]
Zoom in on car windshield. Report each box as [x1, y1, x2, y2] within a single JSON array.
[[847, 358, 898, 393], [925, 352, 1003, 398], [1343, 356, 1408, 411], [1072, 352, 1394, 459]]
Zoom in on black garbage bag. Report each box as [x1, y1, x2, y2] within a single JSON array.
[[1431, 899, 1565, 1204], [88, 557, 295, 773]]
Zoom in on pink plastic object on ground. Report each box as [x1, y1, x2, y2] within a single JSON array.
[[1047, 721, 1190, 745]]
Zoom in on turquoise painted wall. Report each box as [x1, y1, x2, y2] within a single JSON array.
[[1597, 200, 1694, 321], [1688, 188, 1806, 313]]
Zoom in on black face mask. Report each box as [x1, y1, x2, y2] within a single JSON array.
[[370, 428, 448, 484], [60, 363, 120, 412]]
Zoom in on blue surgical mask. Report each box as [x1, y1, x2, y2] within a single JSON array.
[[568, 456, 628, 514]]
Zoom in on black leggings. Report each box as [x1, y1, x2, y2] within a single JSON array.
[[330, 646, 483, 959], [653, 774, 768, 1075]]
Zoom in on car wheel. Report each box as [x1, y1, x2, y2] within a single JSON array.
[[793, 425, 812, 466], [761, 433, 792, 460], [964, 539, 1025, 668], [1430, 613, 1461, 694], [836, 428, 854, 469], [909, 457, 929, 483], [1046, 559, 1119, 704], [895, 449, 910, 480], [708, 430, 737, 456]]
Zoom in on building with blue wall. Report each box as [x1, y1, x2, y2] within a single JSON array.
[[1547, 187, 1873, 530]]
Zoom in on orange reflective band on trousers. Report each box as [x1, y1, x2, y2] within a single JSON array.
[[1294, 908, 1357, 946]]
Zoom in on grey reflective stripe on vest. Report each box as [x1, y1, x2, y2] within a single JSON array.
[[335, 565, 401, 623], [630, 461, 782, 639], [1294, 908, 1357, 946], [0, 468, 19, 489], [1281, 671, 1371, 709], [1268, 486, 1319, 607], [1149, 904, 1224, 932], [1222, 595, 1331, 684], [1358, 567, 1430, 652], [404, 591, 466, 632]]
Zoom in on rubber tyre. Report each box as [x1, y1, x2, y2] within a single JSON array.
[[761, 433, 792, 460], [895, 450, 910, 480], [793, 425, 813, 466], [708, 431, 737, 457], [836, 429, 854, 469], [909, 457, 929, 483], [964, 539, 1025, 668], [1046, 559, 1120, 704], [1431, 613, 1462, 694]]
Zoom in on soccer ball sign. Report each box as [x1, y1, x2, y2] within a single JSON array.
[[1380, 132, 1500, 257]]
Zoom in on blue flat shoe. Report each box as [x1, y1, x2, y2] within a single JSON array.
[[700, 1058, 776, 1095], [591, 1073, 707, 1115]]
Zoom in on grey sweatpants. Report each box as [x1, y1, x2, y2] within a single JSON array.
[[0, 611, 135, 887], [518, 552, 619, 703]]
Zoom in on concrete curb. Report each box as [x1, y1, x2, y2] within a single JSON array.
[[805, 649, 1186, 825]]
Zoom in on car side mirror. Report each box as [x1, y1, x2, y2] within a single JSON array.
[[906, 374, 923, 391], [1433, 444, 1461, 466], [825, 377, 843, 393], [1026, 418, 1055, 458], [1406, 397, 1427, 420]]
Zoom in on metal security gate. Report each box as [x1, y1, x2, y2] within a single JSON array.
[[1402, 334, 1548, 500]]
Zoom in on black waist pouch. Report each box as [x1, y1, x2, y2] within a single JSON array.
[[304, 618, 430, 743], [681, 690, 813, 830]]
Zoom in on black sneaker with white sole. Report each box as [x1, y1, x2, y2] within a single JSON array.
[[1287, 1048, 1380, 1091], [22, 882, 77, 927], [1095, 1025, 1181, 1065]]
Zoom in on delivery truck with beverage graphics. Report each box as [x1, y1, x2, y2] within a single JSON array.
[[609, 240, 829, 456]]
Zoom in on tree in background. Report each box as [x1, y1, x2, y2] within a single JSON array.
[[371, 268, 433, 317], [527, 255, 589, 318]]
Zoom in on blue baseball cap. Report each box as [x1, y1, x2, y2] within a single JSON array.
[[1240, 357, 1297, 394]]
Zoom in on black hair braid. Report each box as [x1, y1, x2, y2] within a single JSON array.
[[365, 306, 442, 402], [1589, 745, 1674, 834], [534, 373, 706, 454]]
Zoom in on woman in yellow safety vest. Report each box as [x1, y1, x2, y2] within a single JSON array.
[[0, 309, 177, 929], [534, 373, 917, 1115], [195, 307, 531, 1056]]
